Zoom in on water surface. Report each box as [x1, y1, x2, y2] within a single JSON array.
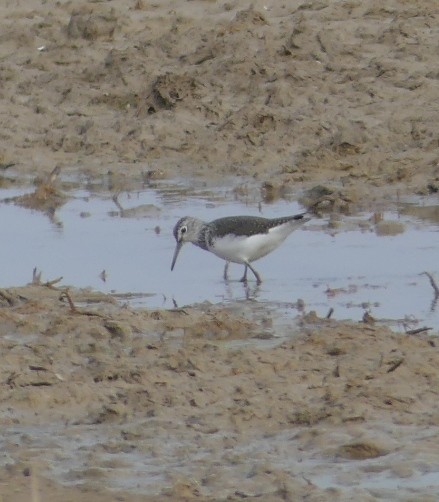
[[0, 183, 438, 331]]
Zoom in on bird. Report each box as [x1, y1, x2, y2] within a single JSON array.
[[170, 213, 309, 284]]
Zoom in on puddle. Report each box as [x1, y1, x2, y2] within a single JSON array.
[[1, 183, 439, 332]]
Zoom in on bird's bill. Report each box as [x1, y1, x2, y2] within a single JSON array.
[[171, 241, 183, 271]]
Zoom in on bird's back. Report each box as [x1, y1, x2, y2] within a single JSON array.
[[204, 214, 308, 263], [209, 214, 306, 240]]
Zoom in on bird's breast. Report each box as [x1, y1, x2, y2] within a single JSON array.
[[209, 228, 289, 263]]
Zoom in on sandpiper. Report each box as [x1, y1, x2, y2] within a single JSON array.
[[171, 213, 309, 284]]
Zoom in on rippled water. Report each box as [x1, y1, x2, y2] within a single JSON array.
[[1, 181, 439, 331]]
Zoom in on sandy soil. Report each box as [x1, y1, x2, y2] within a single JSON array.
[[1, 0, 439, 500]]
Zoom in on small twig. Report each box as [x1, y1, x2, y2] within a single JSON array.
[[387, 358, 404, 373], [0, 162, 15, 170], [326, 307, 334, 319], [46, 165, 61, 186], [27, 381, 53, 387], [32, 268, 63, 288], [32, 267, 42, 285], [171, 308, 189, 315], [29, 365, 49, 372], [29, 366, 63, 381], [59, 290, 77, 313], [406, 326, 432, 335], [59, 291, 107, 318], [43, 276, 63, 288], [112, 191, 124, 213], [301, 474, 315, 487], [423, 271, 439, 297]]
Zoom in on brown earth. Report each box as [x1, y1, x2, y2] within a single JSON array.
[[1, 0, 439, 199], [1, 0, 439, 500]]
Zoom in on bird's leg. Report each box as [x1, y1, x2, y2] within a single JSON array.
[[246, 262, 262, 285], [223, 261, 230, 281], [239, 265, 248, 283]]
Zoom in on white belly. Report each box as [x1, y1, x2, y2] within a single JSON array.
[[209, 224, 292, 264]]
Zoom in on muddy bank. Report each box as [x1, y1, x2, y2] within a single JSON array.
[[1, 0, 439, 201], [0, 285, 438, 500]]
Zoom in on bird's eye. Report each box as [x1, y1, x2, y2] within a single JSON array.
[[180, 226, 187, 234]]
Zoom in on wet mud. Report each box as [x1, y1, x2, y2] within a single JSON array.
[[1, 0, 439, 500]]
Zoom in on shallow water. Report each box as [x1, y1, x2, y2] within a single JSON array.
[[1, 182, 439, 332]]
